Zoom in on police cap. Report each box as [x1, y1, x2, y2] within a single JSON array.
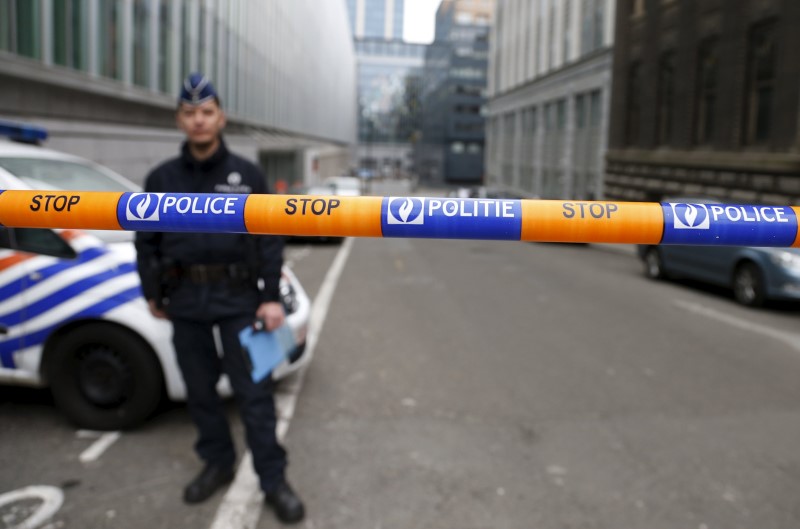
[[178, 73, 220, 107]]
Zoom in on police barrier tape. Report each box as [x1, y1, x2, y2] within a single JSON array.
[[1, 190, 800, 247]]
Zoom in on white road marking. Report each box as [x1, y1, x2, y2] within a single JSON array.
[[0, 485, 63, 529], [284, 246, 312, 268], [78, 431, 121, 463], [75, 430, 99, 439], [210, 238, 354, 529], [673, 299, 800, 352]]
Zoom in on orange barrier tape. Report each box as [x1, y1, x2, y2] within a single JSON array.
[[0, 191, 122, 230], [0, 190, 798, 247]]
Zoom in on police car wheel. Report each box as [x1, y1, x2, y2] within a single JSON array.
[[733, 262, 766, 308], [47, 324, 164, 430]]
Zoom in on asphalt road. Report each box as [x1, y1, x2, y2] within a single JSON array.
[[3, 207, 800, 528]]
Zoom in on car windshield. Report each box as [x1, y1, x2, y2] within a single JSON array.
[[0, 157, 138, 192]]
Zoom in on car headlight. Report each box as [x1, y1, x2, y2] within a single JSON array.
[[770, 251, 800, 272], [280, 281, 299, 314]]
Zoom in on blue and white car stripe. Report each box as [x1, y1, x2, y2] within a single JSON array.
[[0, 283, 142, 367], [0, 234, 144, 369]]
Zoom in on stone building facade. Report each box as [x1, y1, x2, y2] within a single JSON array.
[[606, 0, 800, 204]]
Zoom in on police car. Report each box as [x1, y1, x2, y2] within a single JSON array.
[[0, 122, 311, 430]]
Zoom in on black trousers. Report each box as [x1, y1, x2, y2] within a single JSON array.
[[172, 314, 287, 493]]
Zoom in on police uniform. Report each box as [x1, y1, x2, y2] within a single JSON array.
[[134, 74, 302, 522]]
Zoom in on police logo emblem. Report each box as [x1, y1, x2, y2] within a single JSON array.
[[127, 193, 162, 221], [227, 172, 242, 186], [387, 198, 424, 225], [670, 203, 710, 230]]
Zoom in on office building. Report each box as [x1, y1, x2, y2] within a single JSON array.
[[0, 0, 356, 189], [605, 0, 800, 204], [355, 38, 425, 178], [347, 0, 405, 40], [347, 0, 424, 177], [487, 0, 615, 199], [417, 0, 494, 185]]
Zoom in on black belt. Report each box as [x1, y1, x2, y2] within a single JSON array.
[[174, 264, 253, 284]]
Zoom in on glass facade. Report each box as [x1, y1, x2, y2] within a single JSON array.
[[364, 2, 386, 38], [16, 0, 41, 59], [419, 1, 492, 184], [0, 0, 356, 144], [98, 0, 123, 80], [356, 39, 425, 143], [393, 0, 404, 40], [580, 0, 605, 55], [346, 0, 405, 39], [347, 0, 357, 35], [133, 0, 150, 87], [52, 0, 88, 70], [157, 1, 175, 93]]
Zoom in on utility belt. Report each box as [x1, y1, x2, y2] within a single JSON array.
[[165, 263, 254, 285]]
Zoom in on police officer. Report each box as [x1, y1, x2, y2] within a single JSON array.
[[134, 73, 305, 524]]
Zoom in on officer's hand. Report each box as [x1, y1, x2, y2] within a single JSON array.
[[256, 302, 285, 331], [148, 299, 169, 320]]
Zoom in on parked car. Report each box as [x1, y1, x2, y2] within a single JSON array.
[[448, 186, 537, 200], [637, 198, 800, 307], [322, 176, 362, 197], [0, 123, 312, 430]]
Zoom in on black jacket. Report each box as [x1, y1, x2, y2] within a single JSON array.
[[135, 139, 284, 319]]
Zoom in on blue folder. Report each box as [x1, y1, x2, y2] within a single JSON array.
[[239, 323, 296, 383]]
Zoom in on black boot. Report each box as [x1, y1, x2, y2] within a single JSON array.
[[264, 480, 305, 524], [183, 464, 234, 504]]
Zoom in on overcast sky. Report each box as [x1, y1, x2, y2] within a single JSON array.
[[403, 0, 442, 44]]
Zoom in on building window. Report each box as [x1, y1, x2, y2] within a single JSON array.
[[581, 0, 593, 55], [581, 0, 604, 54], [525, 107, 537, 138], [744, 20, 776, 145], [0, 0, 13, 52], [544, 102, 554, 132], [656, 52, 675, 145], [181, 0, 193, 76], [590, 90, 602, 127], [364, 2, 386, 38], [563, 0, 571, 62], [593, 0, 604, 49], [694, 38, 717, 145], [53, 0, 87, 70], [548, 2, 556, 70], [631, 0, 645, 17], [576, 93, 586, 129], [158, 2, 175, 93], [466, 143, 483, 155], [15, 0, 40, 59], [98, 0, 122, 80], [556, 99, 566, 130], [626, 62, 641, 145], [489, 117, 499, 165], [133, 0, 151, 87]]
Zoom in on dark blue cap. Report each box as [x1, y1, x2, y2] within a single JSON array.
[[179, 73, 219, 106]]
